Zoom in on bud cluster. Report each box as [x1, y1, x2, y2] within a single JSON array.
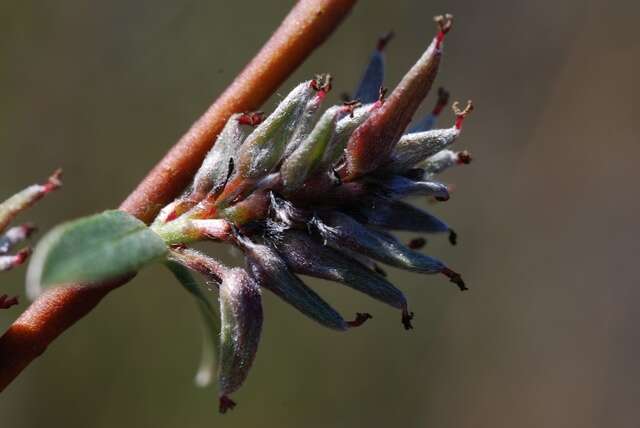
[[153, 14, 474, 412]]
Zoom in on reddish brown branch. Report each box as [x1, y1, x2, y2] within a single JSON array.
[[0, 0, 357, 392]]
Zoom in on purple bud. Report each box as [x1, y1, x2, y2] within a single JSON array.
[[218, 267, 263, 412], [236, 233, 349, 331], [353, 32, 392, 104], [349, 195, 450, 233], [273, 229, 407, 310], [369, 175, 450, 200], [314, 211, 445, 274]]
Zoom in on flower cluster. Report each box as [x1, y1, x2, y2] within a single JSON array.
[[152, 14, 473, 412], [0, 170, 61, 308]]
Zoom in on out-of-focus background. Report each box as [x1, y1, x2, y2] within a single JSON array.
[[1, 0, 637, 427]]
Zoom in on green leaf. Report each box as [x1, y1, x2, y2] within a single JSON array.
[[166, 261, 220, 387], [26, 210, 168, 298]]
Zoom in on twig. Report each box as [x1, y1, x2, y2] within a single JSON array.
[[0, 0, 357, 392]]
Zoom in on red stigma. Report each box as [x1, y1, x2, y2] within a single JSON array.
[[237, 111, 265, 126], [42, 169, 63, 194], [434, 14, 453, 49], [452, 100, 474, 130]]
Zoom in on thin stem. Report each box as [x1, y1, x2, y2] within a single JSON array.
[[0, 0, 357, 392]]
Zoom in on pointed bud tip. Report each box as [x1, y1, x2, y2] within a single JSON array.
[[441, 267, 467, 291], [347, 312, 373, 328], [376, 31, 394, 51], [219, 395, 237, 414], [402, 308, 415, 330]]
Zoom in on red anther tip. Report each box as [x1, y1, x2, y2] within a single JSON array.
[[219, 395, 237, 414], [457, 150, 472, 164], [408, 237, 427, 250], [237, 111, 265, 126], [441, 267, 467, 291], [402, 308, 414, 330], [0, 295, 19, 309], [43, 168, 63, 193], [376, 31, 394, 51], [347, 312, 373, 328]]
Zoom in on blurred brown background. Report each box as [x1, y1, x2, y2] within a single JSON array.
[[0, 0, 637, 427]]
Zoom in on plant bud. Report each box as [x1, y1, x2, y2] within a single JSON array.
[[314, 211, 446, 274], [318, 102, 378, 170], [387, 127, 460, 173], [274, 229, 407, 311], [349, 195, 450, 233], [235, 232, 349, 331], [343, 15, 453, 179], [235, 81, 316, 180], [218, 267, 263, 413], [281, 105, 343, 190], [191, 113, 251, 200], [353, 32, 392, 104], [369, 175, 450, 199]]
